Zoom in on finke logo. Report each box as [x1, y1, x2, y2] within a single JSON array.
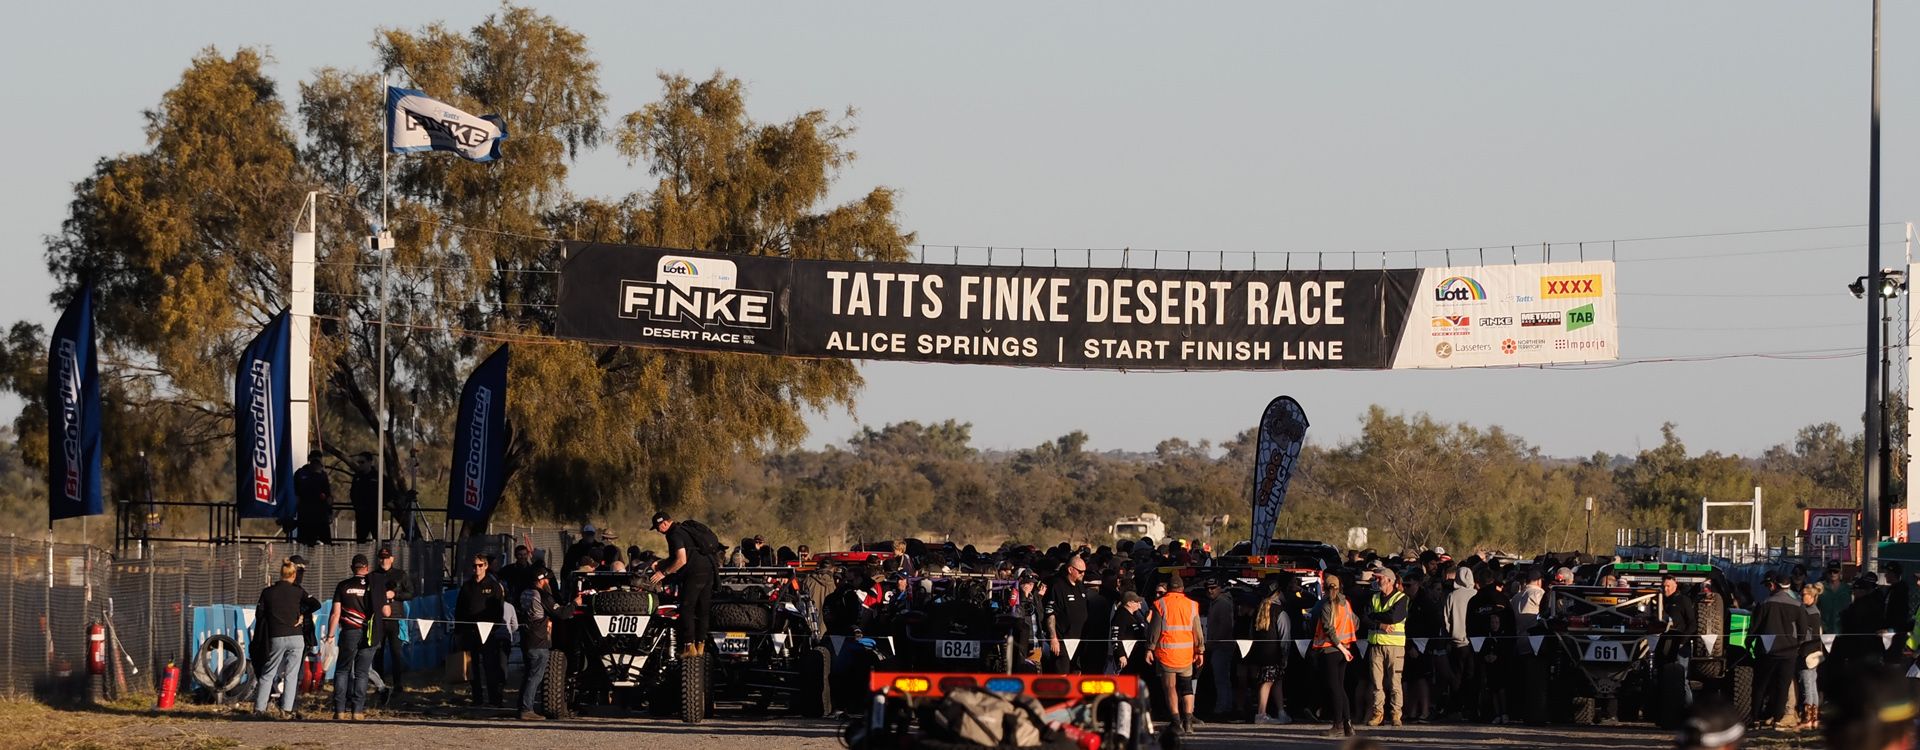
[[1434, 277, 1486, 303], [56, 339, 81, 501], [618, 255, 773, 329], [247, 360, 276, 505], [402, 110, 494, 148], [462, 386, 490, 511]]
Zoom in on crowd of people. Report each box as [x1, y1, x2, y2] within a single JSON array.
[[235, 522, 1920, 749]]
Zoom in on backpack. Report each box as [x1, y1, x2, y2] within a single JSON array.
[[930, 687, 1054, 747], [678, 519, 727, 568]]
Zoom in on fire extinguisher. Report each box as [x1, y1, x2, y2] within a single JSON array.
[[301, 651, 324, 691], [87, 623, 107, 675], [157, 663, 180, 709]]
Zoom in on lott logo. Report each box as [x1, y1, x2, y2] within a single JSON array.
[[462, 386, 490, 510], [1434, 276, 1487, 303], [1541, 275, 1602, 299], [1566, 303, 1596, 331]]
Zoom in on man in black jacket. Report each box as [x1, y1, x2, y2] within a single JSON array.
[[1750, 572, 1805, 728], [516, 567, 577, 720], [1045, 556, 1090, 674], [292, 451, 332, 545], [455, 553, 509, 707], [253, 560, 320, 717], [371, 548, 413, 704]]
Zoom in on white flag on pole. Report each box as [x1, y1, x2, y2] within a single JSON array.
[[387, 87, 508, 162]]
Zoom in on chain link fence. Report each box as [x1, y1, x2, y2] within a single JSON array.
[[0, 530, 579, 700]]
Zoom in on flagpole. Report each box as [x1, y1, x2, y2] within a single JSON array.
[[377, 72, 390, 553]]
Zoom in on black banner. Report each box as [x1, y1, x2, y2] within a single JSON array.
[[557, 243, 1420, 370]]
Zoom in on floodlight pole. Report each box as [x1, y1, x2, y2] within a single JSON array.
[[1864, 0, 1884, 575]]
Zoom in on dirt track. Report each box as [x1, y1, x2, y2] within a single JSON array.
[[108, 711, 1714, 750]]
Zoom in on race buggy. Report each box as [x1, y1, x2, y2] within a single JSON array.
[[846, 671, 1151, 750], [704, 567, 835, 717], [540, 570, 704, 721], [893, 573, 1024, 674], [1535, 561, 1753, 726]]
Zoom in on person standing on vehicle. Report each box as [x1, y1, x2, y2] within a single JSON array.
[[1146, 573, 1206, 733], [652, 512, 719, 657], [516, 567, 577, 720], [1310, 573, 1358, 738], [456, 553, 509, 708], [253, 560, 320, 718], [1044, 556, 1090, 674], [293, 450, 332, 545], [325, 554, 383, 720], [1363, 569, 1409, 726], [1750, 572, 1803, 729]]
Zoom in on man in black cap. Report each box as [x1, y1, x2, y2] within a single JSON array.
[[652, 512, 718, 656], [516, 566, 577, 720], [325, 554, 382, 720], [293, 450, 332, 545], [1749, 571, 1803, 728], [455, 552, 509, 708], [370, 547, 412, 704]]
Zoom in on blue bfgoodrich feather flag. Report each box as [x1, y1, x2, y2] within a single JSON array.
[[235, 310, 295, 521], [447, 345, 510, 523], [47, 285, 102, 521], [387, 86, 507, 162], [1249, 396, 1309, 557]]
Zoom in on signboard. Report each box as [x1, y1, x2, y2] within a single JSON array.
[[1805, 508, 1858, 562], [555, 243, 1620, 371]]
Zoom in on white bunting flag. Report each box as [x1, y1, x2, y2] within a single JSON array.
[[1760, 635, 1776, 652], [1121, 639, 1138, 656], [1820, 634, 1837, 651], [1294, 639, 1310, 656], [416, 620, 435, 639], [881, 636, 895, 656], [1470, 637, 1486, 653], [387, 87, 508, 162], [1527, 635, 1544, 654], [476, 622, 495, 644], [242, 608, 257, 630], [712, 633, 729, 647], [1909, 664, 1920, 679], [1699, 634, 1720, 652], [1356, 640, 1370, 656], [829, 635, 846, 654], [1411, 638, 1428, 653], [1063, 639, 1080, 659], [1587, 634, 1602, 641], [1885, 633, 1897, 650], [1236, 640, 1254, 657], [771, 633, 788, 654], [1644, 635, 1659, 651]]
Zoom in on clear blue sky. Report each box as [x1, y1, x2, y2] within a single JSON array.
[[1, 2, 1914, 458]]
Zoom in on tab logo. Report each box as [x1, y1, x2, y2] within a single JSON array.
[[618, 255, 773, 329], [1566, 304, 1596, 331], [1541, 275, 1602, 299]]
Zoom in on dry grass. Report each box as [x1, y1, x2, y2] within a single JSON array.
[[0, 698, 237, 750]]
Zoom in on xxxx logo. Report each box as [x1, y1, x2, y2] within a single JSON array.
[[1541, 275, 1602, 299]]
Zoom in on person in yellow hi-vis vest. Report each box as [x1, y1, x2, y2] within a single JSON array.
[[1364, 568, 1409, 726], [1146, 573, 1207, 734]]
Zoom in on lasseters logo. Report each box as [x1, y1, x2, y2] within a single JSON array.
[[619, 255, 774, 329]]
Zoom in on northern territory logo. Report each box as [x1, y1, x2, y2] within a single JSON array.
[[1434, 276, 1487, 304], [1566, 303, 1595, 331], [618, 255, 773, 329], [1541, 275, 1602, 299]]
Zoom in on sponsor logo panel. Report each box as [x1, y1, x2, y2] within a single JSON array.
[[1541, 275, 1603, 299], [1521, 311, 1562, 327], [1566, 303, 1595, 331]]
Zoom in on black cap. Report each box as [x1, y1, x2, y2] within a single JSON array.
[[531, 567, 551, 582], [376, 548, 393, 559], [288, 555, 308, 566], [651, 512, 672, 527], [351, 553, 370, 567]]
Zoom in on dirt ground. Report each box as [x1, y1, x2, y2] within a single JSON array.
[[7, 698, 1832, 750]]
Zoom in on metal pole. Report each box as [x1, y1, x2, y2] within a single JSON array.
[[1865, 0, 1884, 575], [377, 72, 389, 555]]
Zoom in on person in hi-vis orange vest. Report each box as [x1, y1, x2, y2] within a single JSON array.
[[1146, 573, 1207, 733]]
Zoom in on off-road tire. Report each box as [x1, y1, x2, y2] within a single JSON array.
[[796, 645, 833, 717], [1572, 696, 1596, 725], [1730, 664, 1753, 724], [593, 590, 656, 616], [540, 650, 573, 719], [711, 602, 774, 632], [1655, 663, 1689, 729], [682, 652, 710, 723]]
